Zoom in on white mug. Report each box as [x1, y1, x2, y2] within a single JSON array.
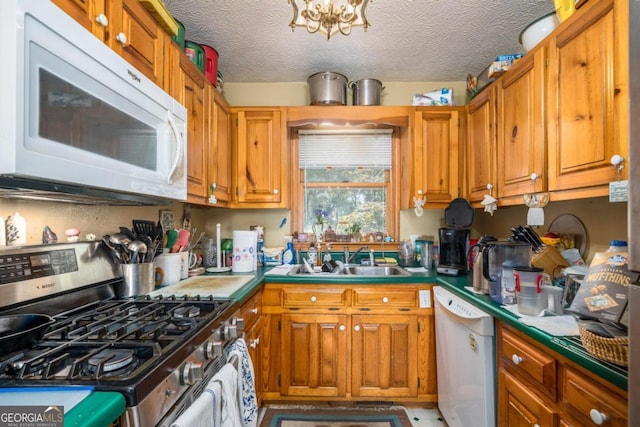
[[155, 252, 182, 286], [180, 251, 198, 279]]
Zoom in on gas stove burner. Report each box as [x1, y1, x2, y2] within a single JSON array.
[[87, 348, 135, 374], [173, 305, 201, 318]]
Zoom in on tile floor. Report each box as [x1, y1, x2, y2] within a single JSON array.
[[404, 407, 447, 427]]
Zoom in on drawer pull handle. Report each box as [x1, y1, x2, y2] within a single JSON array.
[[249, 338, 260, 348], [534, 425, 540, 427], [115, 32, 128, 47], [589, 409, 607, 425], [353, 325, 360, 332], [382, 297, 389, 303], [511, 354, 523, 365], [95, 13, 108, 27], [310, 296, 317, 303], [249, 308, 258, 314]]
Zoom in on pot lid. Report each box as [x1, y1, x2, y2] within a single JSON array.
[[444, 198, 474, 228]]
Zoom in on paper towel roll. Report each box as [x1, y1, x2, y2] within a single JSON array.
[[232, 230, 258, 272]]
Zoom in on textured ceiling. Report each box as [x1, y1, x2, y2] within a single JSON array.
[[162, 0, 555, 83]]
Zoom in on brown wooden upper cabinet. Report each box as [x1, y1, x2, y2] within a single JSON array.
[[411, 108, 463, 207], [52, 0, 167, 88], [466, 0, 628, 205], [496, 48, 546, 203], [231, 108, 288, 208], [546, 0, 627, 199], [465, 86, 498, 204], [208, 88, 233, 205]]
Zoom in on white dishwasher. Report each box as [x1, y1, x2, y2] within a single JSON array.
[[434, 286, 496, 427]]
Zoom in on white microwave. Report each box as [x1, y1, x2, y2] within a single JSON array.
[[0, 0, 187, 204]]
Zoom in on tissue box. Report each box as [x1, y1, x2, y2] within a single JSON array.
[[412, 88, 454, 106]]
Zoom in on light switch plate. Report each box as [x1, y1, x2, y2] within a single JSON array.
[[419, 290, 431, 308]]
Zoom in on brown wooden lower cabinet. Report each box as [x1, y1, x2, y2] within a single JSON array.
[[498, 321, 628, 426], [260, 283, 436, 403]]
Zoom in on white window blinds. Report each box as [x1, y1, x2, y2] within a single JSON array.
[[298, 129, 392, 168]]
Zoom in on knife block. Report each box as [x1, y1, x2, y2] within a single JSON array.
[[532, 245, 569, 278]]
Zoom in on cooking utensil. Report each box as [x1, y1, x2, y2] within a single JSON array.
[[102, 235, 122, 263], [172, 229, 190, 253], [119, 226, 137, 241], [128, 240, 147, 264], [110, 233, 132, 263], [349, 78, 385, 106], [166, 229, 178, 252], [307, 71, 348, 105], [0, 314, 55, 356], [132, 220, 157, 238]]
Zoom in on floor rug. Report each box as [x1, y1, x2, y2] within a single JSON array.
[[260, 407, 414, 427]]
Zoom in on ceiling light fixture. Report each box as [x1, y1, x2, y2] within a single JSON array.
[[288, 0, 370, 40]]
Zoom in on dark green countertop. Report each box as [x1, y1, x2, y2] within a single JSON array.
[[219, 265, 627, 391], [434, 275, 628, 391], [65, 392, 125, 426]]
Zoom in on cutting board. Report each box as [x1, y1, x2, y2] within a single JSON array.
[[0, 386, 93, 412], [149, 275, 255, 298]]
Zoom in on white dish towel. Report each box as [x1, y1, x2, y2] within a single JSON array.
[[170, 386, 215, 427], [213, 363, 243, 427], [225, 338, 258, 427]]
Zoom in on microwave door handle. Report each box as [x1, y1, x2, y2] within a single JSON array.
[[167, 112, 184, 184]]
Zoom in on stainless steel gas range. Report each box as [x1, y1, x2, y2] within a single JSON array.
[[0, 242, 242, 427]]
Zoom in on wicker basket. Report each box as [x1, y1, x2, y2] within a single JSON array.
[[578, 324, 629, 367]]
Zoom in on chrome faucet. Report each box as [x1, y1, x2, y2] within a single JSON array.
[[346, 245, 369, 264]]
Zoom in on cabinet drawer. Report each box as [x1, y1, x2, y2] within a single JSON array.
[[352, 288, 417, 308], [561, 365, 627, 427], [238, 290, 262, 330], [499, 370, 556, 427], [501, 327, 557, 399], [282, 289, 348, 308]]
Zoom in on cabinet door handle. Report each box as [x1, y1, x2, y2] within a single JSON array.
[[310, 296, 317, 302], [250, 308, 258, 314], [249, 338, 260, 348], [589, 409, 607, 425], [274, 188, 279, 195], [353, 325, 360, 332], [339, 324, 346, 331], [115, 32, 128, 47], [511, 354, 523, 365], [95, 13, 108, 27]]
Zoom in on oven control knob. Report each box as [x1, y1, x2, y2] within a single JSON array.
[[227, 323, 239, 339], [181, 362, 204, 386], [204, 340, 224, 359], [233, 317, 245, 333]]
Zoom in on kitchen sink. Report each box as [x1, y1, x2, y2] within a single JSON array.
[[287, 264, 411, 277], [341, 265, 411, 276]]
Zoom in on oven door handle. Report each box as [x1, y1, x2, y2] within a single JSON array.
[[167, 112, 185, 185]]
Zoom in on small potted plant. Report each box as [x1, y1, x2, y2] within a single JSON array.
[[349, 222, 362, 242]]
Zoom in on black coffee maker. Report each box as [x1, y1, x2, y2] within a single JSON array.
[[437, 198, 474, 276]]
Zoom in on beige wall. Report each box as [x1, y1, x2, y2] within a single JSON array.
[[0, 196, 627, 263], [223, 81, 468, 107]]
